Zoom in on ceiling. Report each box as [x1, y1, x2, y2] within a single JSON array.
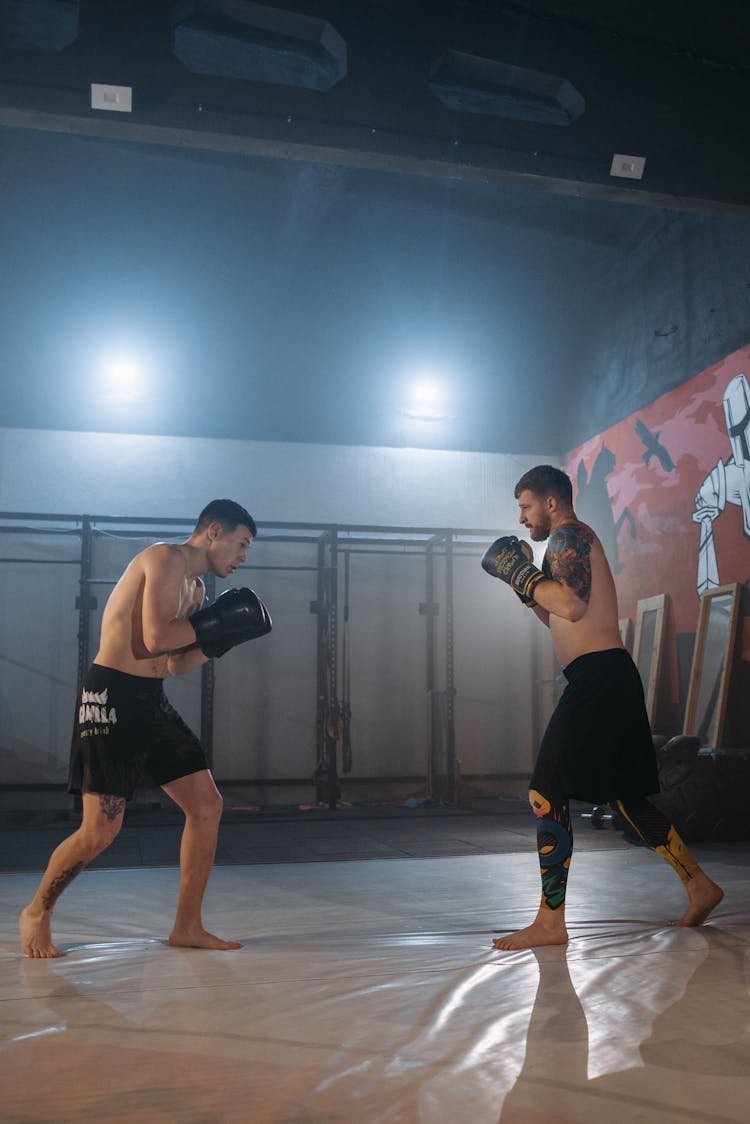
[[1, 0, 749, 455]]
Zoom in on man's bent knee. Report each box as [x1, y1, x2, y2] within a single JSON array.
[[190, 787, 223, 821], [164, 771, 223, 820], [79, 828, 119, 859], [201, 788, 223, 820], [80, 793, 126, 854]]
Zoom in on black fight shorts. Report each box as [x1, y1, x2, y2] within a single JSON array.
[[68, 664, 209, 800], [529, 647, 659, 805]]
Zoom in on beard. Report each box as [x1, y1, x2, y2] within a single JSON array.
[[529, 521, 551, 542]]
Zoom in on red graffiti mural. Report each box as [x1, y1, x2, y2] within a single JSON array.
[[565, 345, 750, 652]]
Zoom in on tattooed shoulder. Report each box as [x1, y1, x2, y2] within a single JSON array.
[[545, 524, 593, 602]]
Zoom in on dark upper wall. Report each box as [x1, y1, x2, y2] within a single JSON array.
[[2, 1, 750, 213], [561, 210, 750, 452], [1, 1, 750, 455]]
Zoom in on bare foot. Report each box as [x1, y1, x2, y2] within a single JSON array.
[[19, 906, 61, 959], [671, 871, 724, 927], [168, 926, 242, 951], [492, 911, 569, 951]]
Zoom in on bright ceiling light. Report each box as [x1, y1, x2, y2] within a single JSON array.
[[403, 376, 449, 420], [103, 353, 145, 403]]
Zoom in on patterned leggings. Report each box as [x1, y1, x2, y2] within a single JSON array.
[[530, 788, 699, 911]]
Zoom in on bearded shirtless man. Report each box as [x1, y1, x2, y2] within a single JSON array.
[[20, 499, 270, 958], [482, 465, 723, 952]]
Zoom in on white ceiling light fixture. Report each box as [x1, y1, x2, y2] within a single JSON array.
[[403, 377, 449, 421], [103, 353, 146, 404]]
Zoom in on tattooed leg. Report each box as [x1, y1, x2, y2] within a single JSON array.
[[493, 789, 571, 951], [42, 862, 85, 910], [532, 790, 573, 910], [20, 791, 126, 958], [616, 797, 723, 926], [99, 794, 126, 823]]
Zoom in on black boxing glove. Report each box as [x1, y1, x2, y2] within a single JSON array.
[[200, 598, 272, 659], [512, 540, 539, 607], [481, 536, 544, 605], [190, 588, 272, 658]]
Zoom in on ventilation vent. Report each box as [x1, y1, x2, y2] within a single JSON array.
[[173, 0, 346, 91], [0, 0, 79, 52], [430, 50, 584, 126]]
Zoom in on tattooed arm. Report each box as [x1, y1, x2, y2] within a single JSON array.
[[533, 524, 593, 623]]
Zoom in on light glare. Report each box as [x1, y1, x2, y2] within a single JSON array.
[[414, 380, 438, 405], [104, 353, 145, 403], [404, 376, 447, 420]]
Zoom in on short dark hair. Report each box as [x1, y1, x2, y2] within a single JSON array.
[[514, 465, 573, 504], [195, 499, 257, 538]]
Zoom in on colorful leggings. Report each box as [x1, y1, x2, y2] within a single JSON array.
[[529, 789, 700, 911]]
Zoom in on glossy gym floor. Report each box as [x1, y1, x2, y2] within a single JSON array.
[[1, 801, 748, 1123]]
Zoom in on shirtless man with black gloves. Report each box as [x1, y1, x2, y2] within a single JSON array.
[[20, 499, 270, 958], [482, 465, 723, 952]]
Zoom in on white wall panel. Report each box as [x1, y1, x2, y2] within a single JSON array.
[[0, 427, 555, 531], [0, 531, 80, 784], [211, 539, 319, 781], [343, 551, 429, 779]]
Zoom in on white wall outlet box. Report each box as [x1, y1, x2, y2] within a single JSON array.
[[91, 84, 132, 112], [610, 153, 646, 179]]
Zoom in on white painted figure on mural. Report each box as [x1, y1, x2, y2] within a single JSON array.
[[692, 372, 750, 595]]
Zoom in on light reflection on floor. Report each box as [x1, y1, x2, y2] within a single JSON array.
[[1, 850, 748, 1123]]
